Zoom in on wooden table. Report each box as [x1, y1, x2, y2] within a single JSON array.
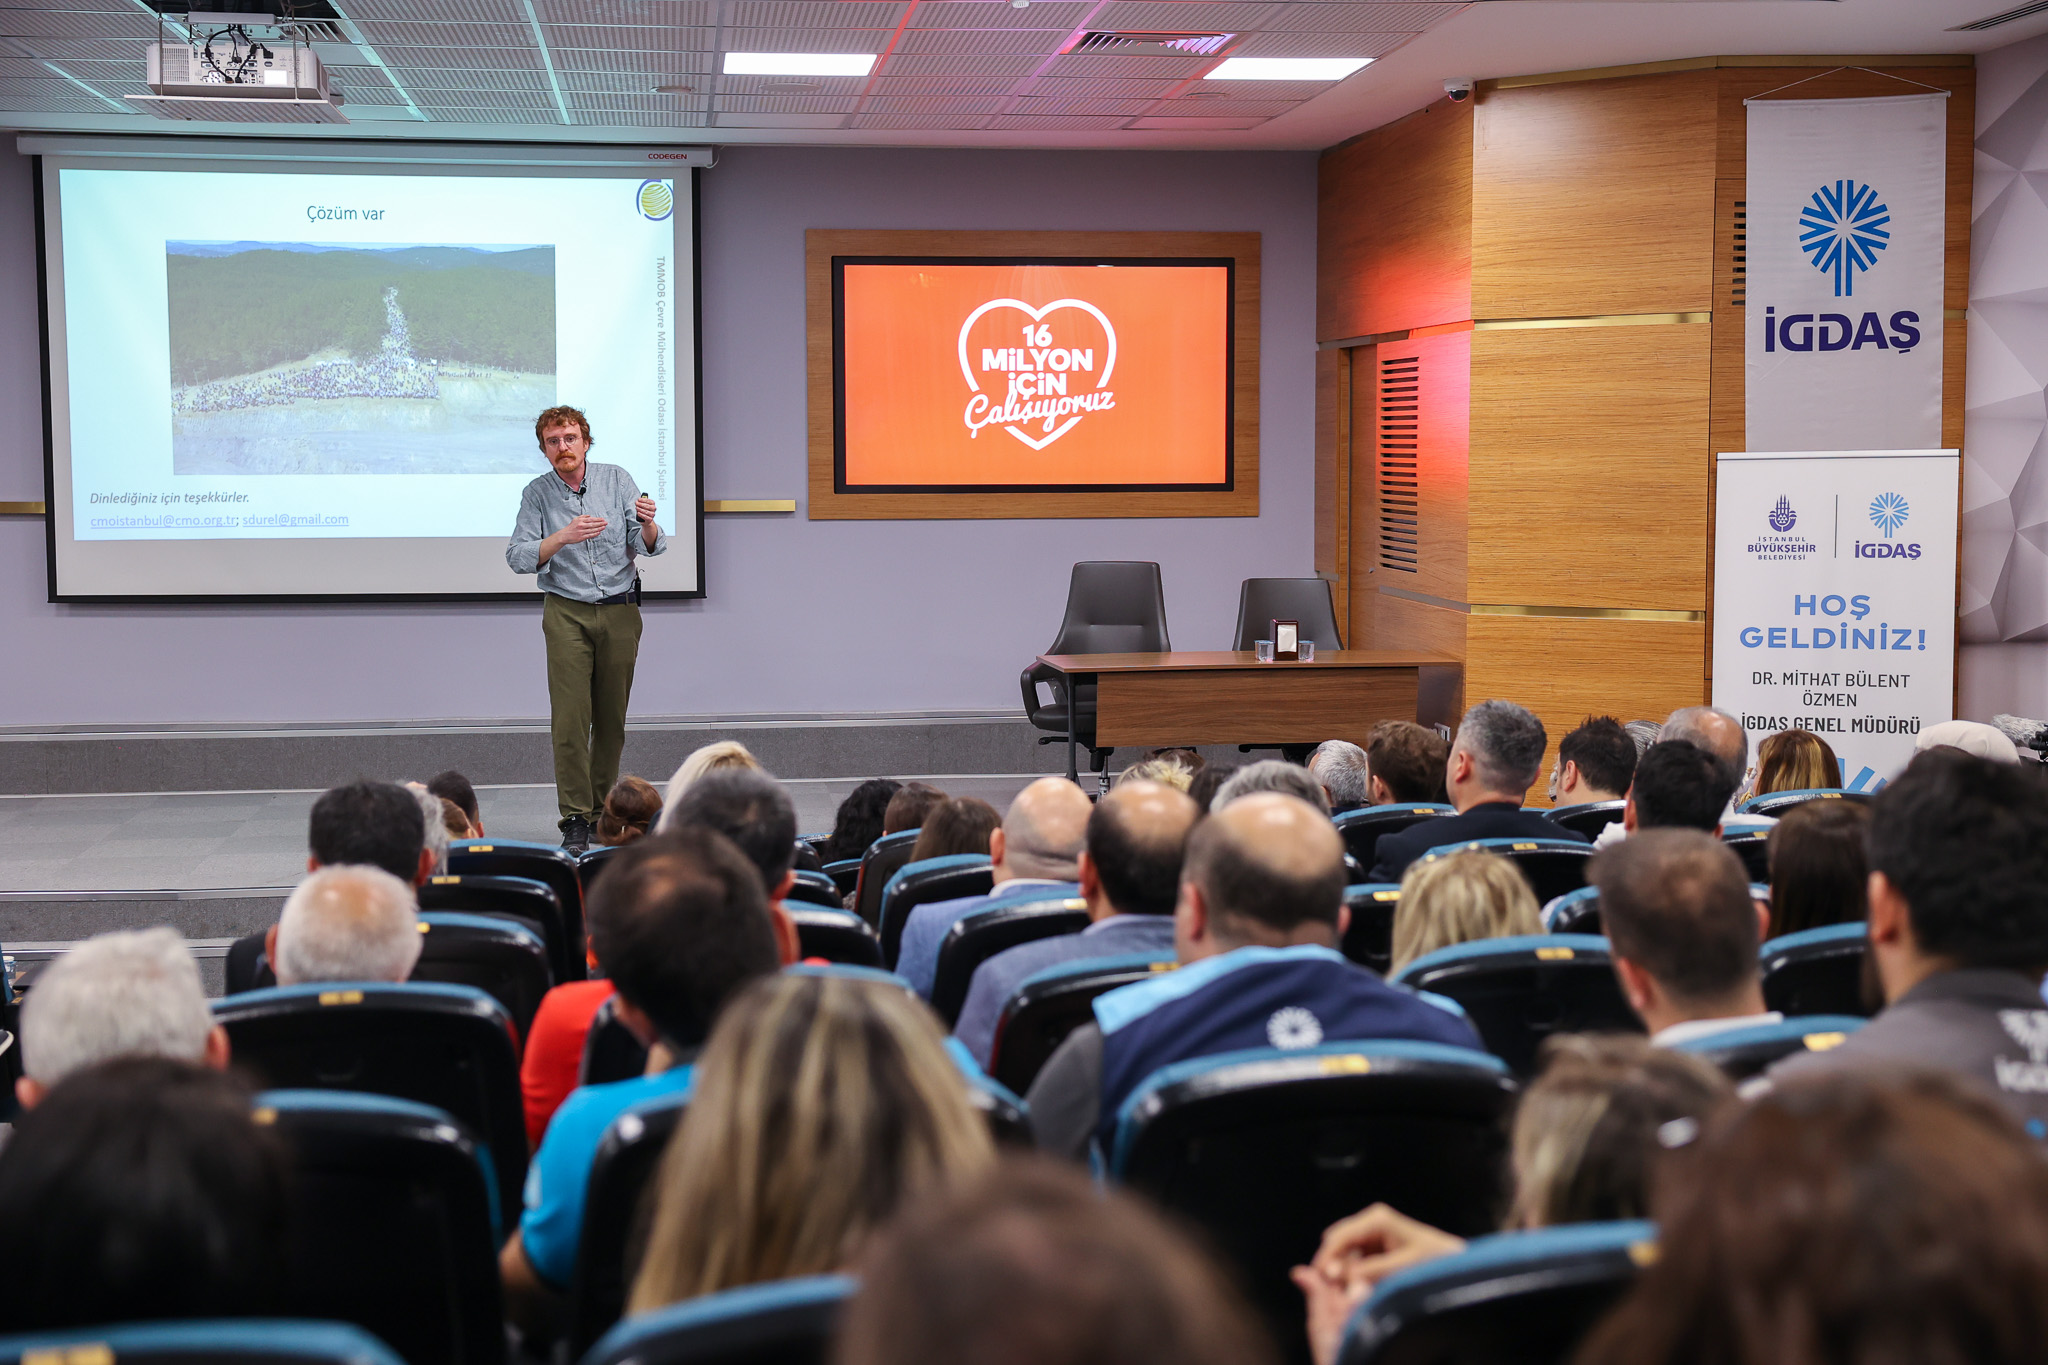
[[1035, 650, 1463, 781]]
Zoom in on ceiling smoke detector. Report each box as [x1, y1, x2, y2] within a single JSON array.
[[1065, 30, 1238, 56]]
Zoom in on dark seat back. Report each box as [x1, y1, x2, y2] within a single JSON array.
[[580, 993, 652, 1086], [1543, 801, 1626, 840], [582, 1275, 853, 1365], [1338, 1221, 1656, 1365], [576, 844, 626, 897], [851, 828, 924, 926], [0, 1322, 406, 1365], [444, 841, 587, 981], [1759, 922, 1873, 1017], [216, 984, 525, 1223], [786, 869, 842, 908], [1233, 577, 1343, 651], [931, 898, 1091, 1026], [1333, 806, 1454, 875], [1721, 828, 1772, 882], [821, 857, 862, 896], [787, 905, 884, 967], [1114, 1042, 1516, 1361], [1738, 787, 1868, 818], [877, 855, 995, 966], [1393, 935, 1642, 1075], [260, 1090, 504, 1365], [1666, 1014, 1866, 1080], [572, 1091, 690, 1356], [1022, 562, 1171, 744], [1421, 838, 1594, 905], [417, 873, 564, 980], [987, 953, 1176, 1094], [1541, 886, 1602, 935], [414, 913, 552, 1042], [1340, 884, 1401, 975]]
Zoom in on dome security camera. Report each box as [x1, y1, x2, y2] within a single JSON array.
[[1444, 77, 1474, 102]]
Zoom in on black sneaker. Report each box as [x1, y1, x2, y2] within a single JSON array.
[[560, 814, 593, 854]]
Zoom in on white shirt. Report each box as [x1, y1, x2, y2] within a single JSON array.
[[1651, 1011, 1785, 1048]]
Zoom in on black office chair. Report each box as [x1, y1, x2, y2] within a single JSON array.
[[1232, 577, 1345, 762], [986, 952, 1176, 1094], [1541, 886, 1602, 935], [215, 983, 527, 1224], [1021, 561, 1171, 784], [787, 905, 885, 967], [417, 873, 564, 979], [1340, 884, 1401, 975], [580, 994, 652, 1086], [851, 828, 924, 926], [1666, 1014, 1867, 1081], [577, 843, 625, 897], [1760, 922, 1874, 1017], [0, 1322, 406, 1365], [413, 913, 552, 1042], [1543, 801, 1626, 840], [258, 1089, 504, 1365], [930, 897, 1091, 1027], [1393, 935, 1642, 1076], [445, 841, 587, 982], [581, 1274, 854, 1365], [877, 855, 995, 967], [1738, 787, 1868, 818], [1334, 805, 1454, 875], [1419, 838, 1595, 905], [572, 1090, 691, 1356], [1113, 1042, 1517, 1363], [786, 869, 843, 907], [1721, 828, 1772, 882], [1337, 1221, 1657, 1365]]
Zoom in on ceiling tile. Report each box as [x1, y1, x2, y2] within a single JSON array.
[[1087, 2, 1278, 29], [849, 110, 992, 127], [718, 71, 869, 92], [390, 66, 553, 91], [868, 72, 1016, 93], [354, 20, 538, 47], [1224, 28, 1405, 55], [553, 45, 712, 72], [985, 113, 1128, 128], [1257, 1, 1457, 27], [11, 36, 148, 61], [0, 9, 153, 38], [559, 68, 670, 91], [0, 56, 48, 76], [1125, 112, 1261, 127], [377, 44, 545, 70], [713, 92, 862, 110], [1006, 93, 1156, 114], [873, 51, 1044, 75], [907, 2, 1094, 28], [412, 89, 564, 111], [567, 93, 707, 113], [712, 109, 846, 125], [892, 26, 1062, 52], [1158, 96, 1299, 114], [1040, 50, 1209, 77], [0, 89, 133, 111], [1018, 73, 1178, 97], [0, 0, 138, 10], [720, 25, 896, 50], [543, 23, 717, 50], [347, 0, 531, 22], [532, 0, 716, 22], [1183, 74, 1344, 95], [572, 107, 710, 125], [727, 2, 908, 27], [413, 106, 561, 122], [859, 93, 1007, 112]]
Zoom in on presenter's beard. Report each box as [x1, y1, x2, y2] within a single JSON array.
[[550, 452, 587, 485]]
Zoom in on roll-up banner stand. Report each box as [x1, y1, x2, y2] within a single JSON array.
[[1712, 449, 1959, 790]]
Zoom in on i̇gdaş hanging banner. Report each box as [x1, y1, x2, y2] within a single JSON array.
[[1713, 448, 1959, 789], [1746, 93, 1947, 451]]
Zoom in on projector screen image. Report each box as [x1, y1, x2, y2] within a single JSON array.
[[834, 258, 1233, 492], [41, 154, 698, 600]]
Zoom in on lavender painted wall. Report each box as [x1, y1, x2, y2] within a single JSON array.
[[0, 143, 1318, 726]]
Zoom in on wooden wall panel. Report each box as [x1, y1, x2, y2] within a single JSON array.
[[1314, 347, 1350, 630], [1468, 323, 1710, 609], [1472, 71, 1719, 319], [1318, 99, 1474, 342]]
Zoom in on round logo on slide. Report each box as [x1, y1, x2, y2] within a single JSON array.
[[636, 179, 674, 221]]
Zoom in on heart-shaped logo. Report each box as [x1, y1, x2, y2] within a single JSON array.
[[956, 298, 1119, 450]]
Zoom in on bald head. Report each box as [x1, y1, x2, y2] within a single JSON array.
[[1184, 792, 1346, 943], [1087, 779, 1200, 917], [997, 777, 1093, 883], [274, 864, 421, 985], [1662, 706, 1748, 793]]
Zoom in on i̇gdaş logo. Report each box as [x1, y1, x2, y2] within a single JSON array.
[[957, 297, 1117, 450]]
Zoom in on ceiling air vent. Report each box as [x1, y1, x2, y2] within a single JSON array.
[[281, 18, 347, 43], [1066, 31, 1237, 56], [1950, 0, 2048, 28]]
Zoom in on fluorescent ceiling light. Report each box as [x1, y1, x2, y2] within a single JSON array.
[[1206, 56, 1372, 81], [723, 52, 876, 76]]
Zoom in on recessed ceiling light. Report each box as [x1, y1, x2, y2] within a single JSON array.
[[723, 52, 876, 76], [1206, 56, 1372, 81]]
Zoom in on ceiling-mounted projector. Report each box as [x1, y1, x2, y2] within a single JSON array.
[[130, 8, 348, 123]]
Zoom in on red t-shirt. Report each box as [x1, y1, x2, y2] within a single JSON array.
[[520, 978, 616, 1149]]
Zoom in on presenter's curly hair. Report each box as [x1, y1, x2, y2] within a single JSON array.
[[535, 405, 592, 449]]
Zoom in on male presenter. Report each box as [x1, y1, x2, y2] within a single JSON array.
[[506, 405, 665, 852]]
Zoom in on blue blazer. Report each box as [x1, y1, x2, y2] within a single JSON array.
[[1368, 802, 1588, 882]]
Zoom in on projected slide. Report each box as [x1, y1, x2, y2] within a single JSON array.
[[835, 258, 1233, 492]]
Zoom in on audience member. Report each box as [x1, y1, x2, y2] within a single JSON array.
[[594, 775, 662, 846], [1370, 702, 1582, 881], [1295, 1036, 1729, 1365], [1619, 740, 1737, 837], [16, 928, 230, 1110], [1027, 792, 1482, 1160], [1622, 719, 1662, 756], [628, 973, 994, 1310], [1186, 762, 1239, 815], [1212, 759, 1332, 814], [427, 769, 482, 837], [1309, 740, 1371, 812], [1592, 830, 1777, 1045], [837, 1156, 1277, 1365], [1916, 718, 2024, 763], [661, 768, 805, 963], [1549, 716, 1638, 806], [307, 779, 433, 886], [408, 783, 451, 875], [1575, 1072, 2048, 1365], [1389, 848, 1541, 975], [954, 780, 1199, 1066], [436, 796, 475, 840], [1660, 705, 1749, 809], [910, 796, 1002, 862], [1115, 756, 1197, 792], [896, 778, 1091, 999], [520, 974, 617, 1150], [1764, 798, 1871, 939], [501, 828, 782, 1322], [1750, 727, 1842, 796], [884, 781, 948, 835], [0, 1059, 292, 1331], [658, 740, 763, 829], [1765, 749, 2048, 1126], [1364, 720, 1450, 805], [264, 864, 423, 987], [817, 778, 902, 865]]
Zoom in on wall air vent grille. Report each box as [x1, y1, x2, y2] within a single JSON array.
[[1068, 31, 1236, 56], [1732, 200, 1745, 306], [1377, 354, 1419, 574]]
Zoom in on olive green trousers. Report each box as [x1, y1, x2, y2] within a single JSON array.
[[542, 593, 643, 825]]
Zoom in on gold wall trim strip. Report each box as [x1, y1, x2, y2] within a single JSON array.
[[1486, 54, 1971, 92], [1474, 312, 1710, 331], [1379, 585, 1470, 613], [1471, 603, 1706, 622], [0, 501, 45, 515], [703, 499, 796, 514]]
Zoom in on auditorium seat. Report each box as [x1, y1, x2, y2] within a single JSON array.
[[1666, 1014, 1866, 1080], [1541, 886, 1602, 935], [576, 844, 624, 897], [1393, 935, 1642, 1075], [821, 857, 862, 896], [1543, 801, 1626, 840], [786, 869, 843, 907], [787, 905, 884, 967], [1737, 787, 1868, 818], [572, 1089, 691, 1356], [1333, 805, 1453, 874], [1340, 884, 1400, 974], [1419, 838, 1594, 905], [1112, 1042, 1515, 1363], [791, 839, 824, 875], [986, 953, 1176, 1094], [850, 828, 924, 925], [876, 854, 995, 966], [1020, 560, 1171, 784], [1760, 922, 1873, 1017], [1337, 1221, 1657, 1365], [580, 1274, 854, 1365], [579, 994, 651, 1086], [215, 983, 526, 1223], [1721, 828, 1772, 882], [0, 1321, 406, 1365], [929, 896, 1090, 1026], [413, 912, 551, 1042], [445, 841, 587, 981], [259, 1089, 504, 1365], [417, 873, 564, 979]]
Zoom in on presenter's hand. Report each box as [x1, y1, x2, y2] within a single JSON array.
[[635, 496, 657, 524], [561, 514, 609, 544]]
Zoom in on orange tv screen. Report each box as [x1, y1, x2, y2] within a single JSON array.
[[834, 257, 1235, 492]]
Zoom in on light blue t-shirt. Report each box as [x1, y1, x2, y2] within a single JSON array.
[[520, 1065, 695, 1289]]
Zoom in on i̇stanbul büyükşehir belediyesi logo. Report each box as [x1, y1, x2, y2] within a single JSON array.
[[957, 298, 1118, 450], [1769, 495, 1798, 532], [1802, 179, 1890, 297]]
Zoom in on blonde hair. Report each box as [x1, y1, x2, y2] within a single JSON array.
[[1390, 849, 1540, 973], [659, 741, 764, 831], [627, 973, 995, 1310], [1752, 728, 1842, 796], [1115, 758, 1195, 793]]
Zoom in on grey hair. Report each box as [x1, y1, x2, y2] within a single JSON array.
[[1661, 706, 1749, 785], [1213, 759, 1332, 815], [1308, 741, 1370, 807], [275, 864, 423, 986], [21, 927, 214, 1085], [412, 784, 450, 875], [1455, 700, 1549, 794]]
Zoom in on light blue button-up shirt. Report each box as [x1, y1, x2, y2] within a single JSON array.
[[505, 460, 667, 603]]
